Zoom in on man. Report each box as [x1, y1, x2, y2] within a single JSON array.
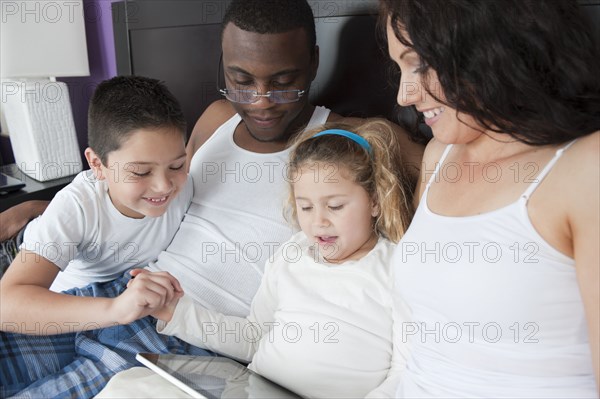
[[0, 1, 423, 397]]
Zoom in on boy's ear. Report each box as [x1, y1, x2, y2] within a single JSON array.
[[84, 148, 105, 180]]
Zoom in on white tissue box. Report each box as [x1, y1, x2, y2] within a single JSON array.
[[3, 79, 83, 181]]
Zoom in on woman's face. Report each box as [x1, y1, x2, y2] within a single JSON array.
[[386, 21, 482, 144]]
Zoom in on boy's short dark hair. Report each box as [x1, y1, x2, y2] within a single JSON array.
[[88, 75, 187, 164], [222, 0, 316, 55]]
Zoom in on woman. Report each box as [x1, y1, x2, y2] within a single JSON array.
[[381, 0, 600, 397]]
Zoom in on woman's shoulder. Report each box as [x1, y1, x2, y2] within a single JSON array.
[[569, 131, 599, 159], [413, 138, 448, 201], [538, 131, 599, 234], [560, 131, 599, 197], [554, 131, 599, 182]]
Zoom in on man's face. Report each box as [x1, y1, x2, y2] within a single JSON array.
[[221, 23, 318, 144]]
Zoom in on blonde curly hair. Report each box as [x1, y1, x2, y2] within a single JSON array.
[[286, 119, 414, 243]]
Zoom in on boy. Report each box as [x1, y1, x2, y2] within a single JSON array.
[[0, 75, 191, 328]]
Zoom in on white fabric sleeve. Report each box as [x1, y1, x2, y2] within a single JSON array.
[[365, 293, 412, 398], [157, 258, 280, 362], [20, 189, 86, 270]]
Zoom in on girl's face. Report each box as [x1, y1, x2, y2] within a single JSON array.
[[292, 162, 379, 264], [386, 21, 482, 144]]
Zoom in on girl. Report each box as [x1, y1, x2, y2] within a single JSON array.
[[146, 120, 413, 398], [381, 0, 600, 397]]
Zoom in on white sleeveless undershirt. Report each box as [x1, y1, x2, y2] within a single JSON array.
[[148, 106, 331, 317], [393, 142, 597, 398]]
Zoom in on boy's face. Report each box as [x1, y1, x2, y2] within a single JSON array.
[[221, 23, 318, 145], [87, 127, 188, 219]]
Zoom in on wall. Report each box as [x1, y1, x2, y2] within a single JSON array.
[[0, 0, 118, 166]]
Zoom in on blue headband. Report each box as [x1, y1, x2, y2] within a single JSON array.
[[312, 129, 373, 156]]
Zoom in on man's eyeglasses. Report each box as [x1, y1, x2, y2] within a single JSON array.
[[217, 53, 306, 104], [218, 88, 305, 104]]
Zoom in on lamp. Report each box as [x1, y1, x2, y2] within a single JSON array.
[[0, 0, 89, 181]]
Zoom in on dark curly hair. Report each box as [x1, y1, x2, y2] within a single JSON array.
[[222, 0, 316, 56], [380, 0, 600, 145], [88, 76, 186, 164]]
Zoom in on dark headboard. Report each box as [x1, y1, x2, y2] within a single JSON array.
[[111, 0, 396, 138], [112, 0, 600, 142]]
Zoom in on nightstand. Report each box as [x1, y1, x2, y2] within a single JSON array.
[[0, 164, 77, 212]]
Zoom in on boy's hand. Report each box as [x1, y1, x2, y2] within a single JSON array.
[[111, 269, 183, 324], [130, 269, 183, 322]]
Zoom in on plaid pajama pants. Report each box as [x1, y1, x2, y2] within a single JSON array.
[[0, 272, 212, 398]]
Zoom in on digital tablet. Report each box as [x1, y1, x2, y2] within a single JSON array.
[[135, 353, 301, 399]]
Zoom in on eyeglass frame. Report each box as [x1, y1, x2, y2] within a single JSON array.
[[216, 53, 307, 104]]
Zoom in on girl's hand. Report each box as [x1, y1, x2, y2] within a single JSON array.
[[111, 269, 184, 324], [150, 291, 182, 323]]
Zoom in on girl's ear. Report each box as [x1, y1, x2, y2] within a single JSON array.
[[371, 199, 380, 218], [84, 148, 105, 180]]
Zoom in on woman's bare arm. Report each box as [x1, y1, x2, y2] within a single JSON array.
[[570, 133, 600, 391]]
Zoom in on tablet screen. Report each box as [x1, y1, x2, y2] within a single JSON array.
[[136, 353, 300, 399]]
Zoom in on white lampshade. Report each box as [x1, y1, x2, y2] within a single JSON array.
[[0, 0, 90, 77], [0, 0, 90, 181]]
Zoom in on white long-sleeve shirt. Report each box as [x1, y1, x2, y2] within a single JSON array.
[[158, 232, 410, 398]]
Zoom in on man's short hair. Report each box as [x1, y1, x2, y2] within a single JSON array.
[[88, 75, 187, 164], [222, 0, 316, 53]]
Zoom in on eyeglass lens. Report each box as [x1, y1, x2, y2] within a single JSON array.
[[217, 53, 304, 104], [223, 90, 303, 104]]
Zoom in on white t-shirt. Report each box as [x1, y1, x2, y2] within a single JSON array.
[[21, 170, 193, 292], [158, 232, 411, 398]]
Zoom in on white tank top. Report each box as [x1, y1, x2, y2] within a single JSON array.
[[148, 106, 331, 317], [393, 142, 597, 398]]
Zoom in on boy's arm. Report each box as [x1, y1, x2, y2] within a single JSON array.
[[0, 251, 114, 333], [0, 200, 49, 241], [0, 255, 183, 334]]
